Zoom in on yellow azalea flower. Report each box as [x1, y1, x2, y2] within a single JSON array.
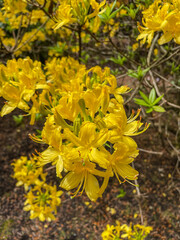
[[53, 3, 76, 30], [91, 139, 139, 196], [102, 222, 152, 240], [0, 83, 29, 116], [137, 0, 180, 45], [101, 221, 122, 240], [64, 121, 109, 157], [70, 0, 90, 24], [0, 57, 46, 117], [24, 184, 63, 221], [53, 94, 82, 122], [60, 160, 104, 201], [88, 0, 106, 19], [83, 90, 101, 118], [104, 106, 149, 143], [12, 156, 47, 191], [41, 115, 62, 150], [40, 146, 66, 178]]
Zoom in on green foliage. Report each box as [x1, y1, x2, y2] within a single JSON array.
[[110, 55, 127, 66], [80, 51, 90, 64], [128, 66, 149, 81], [116, 188, 126, 198], [135, 0, 153, 8], [48, 42, 66, 55], [99, 0, 124, 23], [125, 4, 139, 19], [134, 89, 165, 113], [171, 62, 180, 74], [13, 115, 24, 126]]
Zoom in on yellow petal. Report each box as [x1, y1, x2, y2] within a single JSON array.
[[79, 122, 97, 145], [39, 213, 45, 221], [116, 164, 139, 180], [1, 104, 16, 116], [56, 155, 63, 178], [60, 172, 81, 191], [89, 147, 109, 168], [85, 173, 100, 201], [158, 33, 173, 45], [64, 128, 82, 146], [41, 147, 59, 165], [91, 128, 109, 148]]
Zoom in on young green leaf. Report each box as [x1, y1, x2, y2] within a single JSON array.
[[149, 88, 156, 104], [139, 91, 150, 104], [146, 108, 153, 113], [134, 98, 150, 107], [116, 188, 126, 198], [153, 106, 166, 112], [153, 94, 164, 105]]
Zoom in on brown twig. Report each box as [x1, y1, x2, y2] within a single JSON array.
[[132, 162, 144, 225], [138, 148, 163, 155], [14, 18, 49, 53]]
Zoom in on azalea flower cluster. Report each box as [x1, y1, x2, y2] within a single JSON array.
[[0, 57, 47, 124], [0, 0, 132, 58], [137, 0, 180, 46], [12, 156, 63, 221], [24, 183, 63, 222], [53, 0, 106, 32], [101, 221, 152, 240], [1, 56, 149, 204], [0, 0, 74, 56]]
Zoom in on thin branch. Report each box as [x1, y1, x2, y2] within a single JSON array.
[[138, 148, 163, 155], [132, 162, 144, 225], [153, 71, 180, 90], [149, 70, 180, 110], [166, 137, 180, 175], [124, 84, 140, 104], [14, 18, 49, 53], [108, 34, 140, 68], [147, 33, 159, 66], [78, 25, 82, 62], [149, 46, 180, 69]]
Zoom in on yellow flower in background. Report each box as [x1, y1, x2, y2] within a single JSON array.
[[102, 221, 152, 240], [53, 0, 106, 30], [101, 221, 122, 240], [24, 184, 63, 222], [0, 57, 46, 117], [12, 156, 47, 191], [53, 3, 76, 30], [132, 43, 139, 51], [137, 0, 180, 45], [154, 48, 158, 56]]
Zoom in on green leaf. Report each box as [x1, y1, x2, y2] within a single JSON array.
[[109, 5, 124, 19], [149, 88, 156, 104], [139, 91, 150, 104], [153, 94, 164, 105], [13, 115, 23, 125], [146, 108, 153, 113], [111, 0, 117, 12], [153, 106, 166, 112], [134, 98, 150, 107], [116, 189, 126, 198]]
